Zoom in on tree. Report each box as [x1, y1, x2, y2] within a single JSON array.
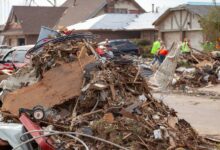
[[200, 7, 220, 42]]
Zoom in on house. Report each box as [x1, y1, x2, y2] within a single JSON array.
[[1, 0, 146, 46], [54, 0, 146, 28], [67, 12, 162, 42], [1, 6, 66, 46], [153, 4, 215, 50]]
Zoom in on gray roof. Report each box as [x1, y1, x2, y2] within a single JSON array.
[[154, 4, 217, 25], [68, 12, 161, 31], [67, 14, 137, 31], [172, 4, 214, 16], [55, 0, 108, 28], [4, 6, 67, 34], [54, 0, 146, 29]]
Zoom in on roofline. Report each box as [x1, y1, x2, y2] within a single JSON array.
[[153, 8, 170, 25], [87, 1, 108, 19], [3, 7, 14, 31], [153, 4, 214, 25], [130, 0, 146, 13]]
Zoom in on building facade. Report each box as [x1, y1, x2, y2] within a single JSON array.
[[153, 5, 214, 50], [1, 6, 66, 46]]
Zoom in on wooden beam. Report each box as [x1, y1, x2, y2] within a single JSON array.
[[190, 13, 193, 29], [171, 14, 173, 29], [173, 12, 181, 29], [182, 11, 189, 29], [180, 10, 183, 27]]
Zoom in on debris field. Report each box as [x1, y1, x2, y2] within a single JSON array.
[[173, 50, 220, 90], [0, 34, 216, 150]]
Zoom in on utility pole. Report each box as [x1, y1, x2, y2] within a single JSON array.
[[212, 0, 216, 6]]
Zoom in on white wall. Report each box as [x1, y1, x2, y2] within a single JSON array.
[[158, 10, 202, 31]]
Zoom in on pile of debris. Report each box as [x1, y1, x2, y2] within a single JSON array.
[[172, 50, 220, 90], [0, 35, 214, 149]]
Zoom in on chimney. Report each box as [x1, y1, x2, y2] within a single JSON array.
[[156, 7, 159, 13], [73, 0, 76, 6], [152, 4, 155, 13]]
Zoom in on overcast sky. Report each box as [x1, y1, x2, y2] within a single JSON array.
[[1, 0, 220, 24], [136, 0, 220, 11]]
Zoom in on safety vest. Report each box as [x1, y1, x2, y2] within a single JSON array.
[[151, 41, 161, 54], [181, 42, 190, 53]]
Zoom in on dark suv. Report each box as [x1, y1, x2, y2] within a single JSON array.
[[98, 39, 139, 56]]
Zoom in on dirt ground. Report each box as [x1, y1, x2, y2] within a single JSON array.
[[154, 86, 220, 136]]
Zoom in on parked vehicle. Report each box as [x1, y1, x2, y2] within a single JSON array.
[[0, 45, 11, 49], [0, 45, 34, 75], [0, 48, 11, 59], [98, 39, 139, 56]]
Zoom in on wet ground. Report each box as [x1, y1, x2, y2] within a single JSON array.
[[154, 86, 220, 136]]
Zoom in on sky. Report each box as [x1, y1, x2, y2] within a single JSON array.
[[136, 0, 220, 11], [1, 0, 220, 24]]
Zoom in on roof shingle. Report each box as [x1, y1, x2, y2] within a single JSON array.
[[11, 6, 67, 34], [55, 0, 107, 28], [67, 12, 161, 31]]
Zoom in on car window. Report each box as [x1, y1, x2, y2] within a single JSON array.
[[4, 50, 26, 63], [4, 51, 13, 62], [13, 50, 27, 62], [0, 49, 11, 59]]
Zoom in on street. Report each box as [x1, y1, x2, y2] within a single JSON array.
[[154, 85, 220, 136]]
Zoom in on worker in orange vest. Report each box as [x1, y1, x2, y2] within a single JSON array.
[[158, 43, 169, 64]]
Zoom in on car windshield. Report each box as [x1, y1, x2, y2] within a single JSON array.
[[4, 50, 27, 63], [0, 49, 11, 59]]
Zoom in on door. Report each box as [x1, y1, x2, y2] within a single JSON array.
[[163, 32, 181, 49], [185, 31, 204, 51]]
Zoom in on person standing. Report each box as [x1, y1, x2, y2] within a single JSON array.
[[181, 38, 191, 54], [158, 44, 169, 64], [151, 38, 161, 65]]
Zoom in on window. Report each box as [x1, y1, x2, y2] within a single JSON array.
[[113, 8, 128, 14], [4, 50, 26, 63], [4, 52, 13, 62], [13, 50, 26, 62], [17, 38, 25, 46]]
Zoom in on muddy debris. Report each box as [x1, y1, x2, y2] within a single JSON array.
[[1, 62, 214, 149], [0, 34, 216, 149], [173, 50, 220, 90]]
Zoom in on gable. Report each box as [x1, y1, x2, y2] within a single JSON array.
[[5, 13, 22, 31], [105, 0, 145, 14], [4, 6, 67, 35], [156, 10, 202, 31]]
